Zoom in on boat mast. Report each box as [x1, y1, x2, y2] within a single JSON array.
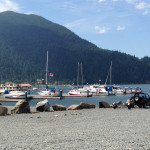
[[46, 51, 48, 87], [105, 61, 112, 85], [1, 75, 2, 87], [105, 66, 109, 85], [77, 62, 80, 89], [81, 62, 83, 87], [110, 61, 112, 85]]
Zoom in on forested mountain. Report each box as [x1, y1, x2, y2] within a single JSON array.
[[0, 11, 150, 84]]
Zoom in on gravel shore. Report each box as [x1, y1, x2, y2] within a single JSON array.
[[1, 107, 150, 150]]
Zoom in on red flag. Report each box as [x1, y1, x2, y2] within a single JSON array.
[[49, 73, 54, 77]]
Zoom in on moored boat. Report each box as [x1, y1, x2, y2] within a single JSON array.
[[124, 87, 142, 94], [38, 88, 61, 97], [99, 85, 116, 95], [68, 88, 93, 97], [85, 84, 116, 95], [112, 85, 124, 95], [3, 90, 25, 99], [37, 51, 60, 97]]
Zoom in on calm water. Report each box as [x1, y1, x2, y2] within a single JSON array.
[[1, 84, 150, 107]]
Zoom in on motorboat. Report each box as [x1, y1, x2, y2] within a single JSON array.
[[98, 85, 116, 95], [68, 88, 93, 97], [132, 87, 142, 93], [124, 87, 142, 94], [86, 85, 101, 93], [32, 87, 38, 90], [4, 90, 25, 99], [38, 88, 61, 97], [112, 85, 124, 95], [0, 89, 5, 94], [86, 84, 116, 95], [38, 90, 50, 96]]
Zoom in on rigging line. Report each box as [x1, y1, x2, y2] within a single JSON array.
[[105, 61, 112, 85], [77, 62, 80, 89], [81, 62, 83, 87], [110, 61, 112, 85], [46, 50, 48, 85]]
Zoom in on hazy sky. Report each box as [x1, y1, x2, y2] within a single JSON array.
[[0, 0, 150, 58]]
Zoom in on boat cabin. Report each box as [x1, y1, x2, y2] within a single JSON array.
[[18, 84, 32, 91]]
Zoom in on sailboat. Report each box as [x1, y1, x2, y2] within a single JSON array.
[[101, 61, 124, 95], [105, 61, 124, 95], [97, 61, 117, 95], [38, 51, 60, 97], [68, 62, 92, 97]]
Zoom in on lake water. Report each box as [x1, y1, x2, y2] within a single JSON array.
[[1, 84, 150, 107]]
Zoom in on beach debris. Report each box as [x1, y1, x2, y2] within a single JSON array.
[[99, 101, 110, 108], [111, 101, 123, 109], [0, 106, 8, 116], [11, 100, 30, 114], [68, 102, 96, 110], [127, 99, 135, 109], [52, 105, 67, 111], [112, 102, 118, 109], [36, 99, 50, 112], [54, 114, 58, 117]]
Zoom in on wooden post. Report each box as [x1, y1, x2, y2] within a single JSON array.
[[87, 90, 89, 97], [25, 91, 27, 101]]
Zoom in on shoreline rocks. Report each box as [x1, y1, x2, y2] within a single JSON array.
[[99, 101, 110, 108], [52, 105, 67, 111], [11, 100, 30, 114], [0, 106, 8, 116], [36, 99, 50, 112], [68, 102, 96, 110]]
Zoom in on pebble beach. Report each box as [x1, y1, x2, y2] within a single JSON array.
[[1, 107, 150, 150]]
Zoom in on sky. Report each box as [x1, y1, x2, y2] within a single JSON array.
[[0, 0, 150, 58]]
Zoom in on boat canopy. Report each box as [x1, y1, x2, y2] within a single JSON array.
[[49, 88, 55, 92], [4, 90, 9, 94]]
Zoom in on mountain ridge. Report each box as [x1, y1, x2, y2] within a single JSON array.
[[0, 11, 150, 84]]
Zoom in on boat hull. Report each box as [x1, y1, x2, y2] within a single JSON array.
[[4, 91, 25, 99]]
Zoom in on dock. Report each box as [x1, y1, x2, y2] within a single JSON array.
[[0, 99, 21, 102], [62, 93, 92, 97], [0, 95, 62, 102], [29, 95, 62, 100], [93, 93, 109, 96]]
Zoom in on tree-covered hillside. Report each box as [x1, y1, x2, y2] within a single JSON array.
[[0, 11, 150, 84]]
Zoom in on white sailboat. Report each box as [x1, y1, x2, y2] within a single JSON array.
[[98, 61, 116, 95], [104, 61, 124, 95], [68, 62, 93, 97], [38, 51, 60, 97]]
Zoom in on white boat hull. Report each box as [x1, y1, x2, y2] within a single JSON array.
[[4, 91, 25, 99], [68, 89, 93, 97], [38, 90, 61, 97]]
